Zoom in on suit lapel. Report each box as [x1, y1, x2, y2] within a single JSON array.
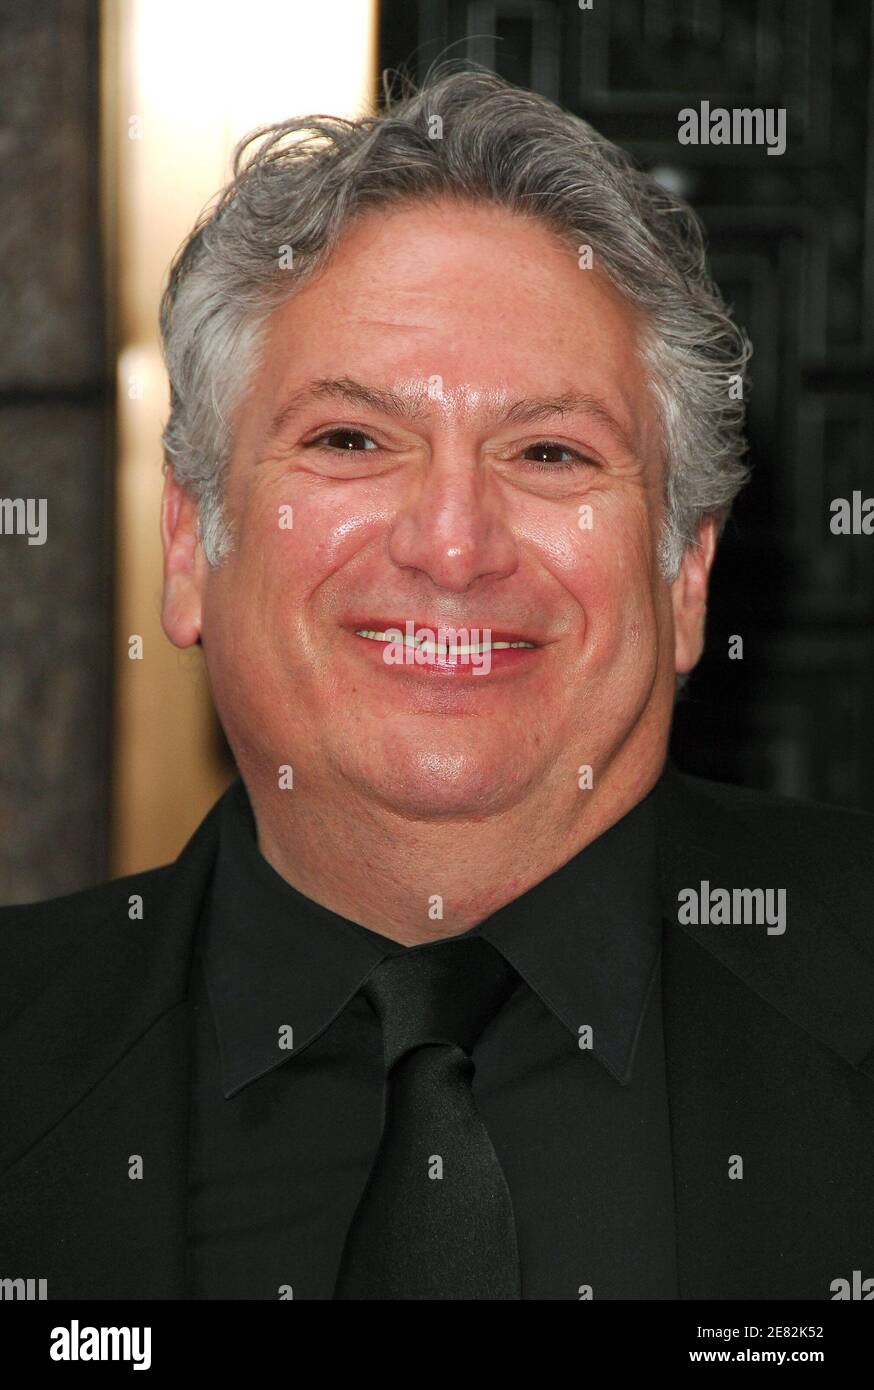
[[0, 797, 223, 1298]]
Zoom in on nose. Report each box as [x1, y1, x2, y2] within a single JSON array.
[[387, 449, 519, 592]]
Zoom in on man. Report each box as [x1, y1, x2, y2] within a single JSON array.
[[2, 67, 873, 1302]]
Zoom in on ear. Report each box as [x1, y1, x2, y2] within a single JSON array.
[[671, 515, 719, 674], [160, 470, 207, 648]]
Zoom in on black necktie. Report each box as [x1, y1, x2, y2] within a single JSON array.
[[332, 935, 522, 1300]]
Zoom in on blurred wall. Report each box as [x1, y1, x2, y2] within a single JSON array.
[[0, 0, 112, 905]]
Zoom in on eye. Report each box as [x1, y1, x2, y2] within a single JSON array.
[[301, 430, 594, 471], [520, 441, 591, 472], [306, 428, 379, 453]]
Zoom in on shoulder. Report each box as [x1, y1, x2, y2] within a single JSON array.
[[0, 787, 226, 1016], [659, 767, 874, 952], [671, 769, 874, 855], [0, 866, 176, 1010], [0, 783, 229, 958], [0, 863, 174, 932]]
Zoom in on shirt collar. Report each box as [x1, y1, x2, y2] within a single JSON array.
[[201, 776, 663, 1098]]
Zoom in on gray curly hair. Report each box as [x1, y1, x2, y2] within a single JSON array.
[[159, 62, 751, 579]]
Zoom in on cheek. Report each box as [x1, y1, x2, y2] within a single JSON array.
[[557, 507, 660, 665], [239, 478, 385, 599]]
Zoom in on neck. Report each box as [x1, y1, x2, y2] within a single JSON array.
[[242, 734, 669, 947]]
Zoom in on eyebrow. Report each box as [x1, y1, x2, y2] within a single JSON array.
[[264, 376, 639, 457]]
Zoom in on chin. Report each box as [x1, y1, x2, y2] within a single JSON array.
[[342, 745, 533, 820]]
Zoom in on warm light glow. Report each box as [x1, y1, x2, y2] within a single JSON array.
[[104, 0, 378, 874], [135, 0, 376, 150]]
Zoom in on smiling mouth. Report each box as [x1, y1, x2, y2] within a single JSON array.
[[354, 628, 537, 656]]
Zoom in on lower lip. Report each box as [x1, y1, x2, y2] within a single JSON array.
[[348, 631, 542, 677]]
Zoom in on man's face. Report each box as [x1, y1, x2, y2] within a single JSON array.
[[162, 197, 713, 820]]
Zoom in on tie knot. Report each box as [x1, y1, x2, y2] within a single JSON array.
[[363, 936, 519, 1071]]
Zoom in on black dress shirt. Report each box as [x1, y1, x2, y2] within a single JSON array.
[[185, 776, 677, 1300]]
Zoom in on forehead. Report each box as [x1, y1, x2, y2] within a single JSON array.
[[248, 196, 660, 459]]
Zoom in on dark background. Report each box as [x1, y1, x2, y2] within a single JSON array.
[[1, 0, 872, 905]]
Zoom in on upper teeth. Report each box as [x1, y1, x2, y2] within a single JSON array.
[[355, 629, 535, 652]]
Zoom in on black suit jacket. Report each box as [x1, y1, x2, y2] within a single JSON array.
[[2, 764, 874, 1300]]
